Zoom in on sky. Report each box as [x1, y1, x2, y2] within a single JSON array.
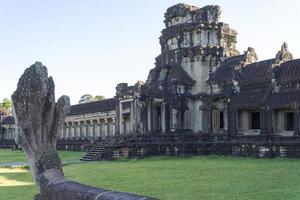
[[0, 0, 300, 105]]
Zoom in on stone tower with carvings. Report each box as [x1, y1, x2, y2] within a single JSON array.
[[141, 3, 239, 133]]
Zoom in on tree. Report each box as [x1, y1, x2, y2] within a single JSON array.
[[94, 95, 106, 101], [0, 98, 12, 115], [78, 94, 106, 104], [78, 94, 94, 104]]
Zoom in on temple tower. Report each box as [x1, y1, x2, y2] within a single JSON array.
[[142, 3, 239, 133]]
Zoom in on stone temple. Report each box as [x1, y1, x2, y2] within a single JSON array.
[[1, 3, 300, 158]]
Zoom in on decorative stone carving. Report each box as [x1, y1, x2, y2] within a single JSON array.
[[235, 47, 258, 70], [164, 3, 221, 27], [12, 62, 154, 200], [275, 42, 293, 65], [244, 47, 258, 64], [12, 62, 69, 198]]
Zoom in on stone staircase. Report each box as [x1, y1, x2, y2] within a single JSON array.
[[80, 137, 115, 161], [80, 145, 105, 161]]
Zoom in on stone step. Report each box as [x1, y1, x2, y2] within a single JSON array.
[[81, 147, 105, 161], [90, 149, 104, 152], [80, 139, 110, 161], [91, 148, 104, 150], [88, 151, 103, 154], [83, 152, 102, 157]]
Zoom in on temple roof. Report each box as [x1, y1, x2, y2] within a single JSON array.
[[276, 59, 300, 83], [208, 54, 244, 83], [210, 57, 300, 86], [1, 116, 15, 125], [69, 98, 116, 116], [238, 59, 275, 85], [229, 91, 266, 109], [145, 65, 195, 86], [167, 65, 195, 84], [268, 90, 300, 109]]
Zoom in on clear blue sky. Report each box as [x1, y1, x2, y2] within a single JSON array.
[[1, 0, 299, 104]]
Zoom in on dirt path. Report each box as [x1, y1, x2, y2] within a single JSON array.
[[0, 168, 34, 187]]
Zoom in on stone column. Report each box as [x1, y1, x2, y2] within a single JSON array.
[[265, 107, 273, 135], [104, 118, 108, 137], [228, 109, 238, 136], [260, 108, 267, 135], [130, 101, 134, 134], [66, 124, 70, 138], [100, 119, 104, 138], [165, 105, 170, 132], [83, 121, 87, 137], [147, 101, 152, 132], [89, 121, 92, 137], [161, 103, 166, 133], [170, 108, 178, 130], [75, 122, 79, 138], [208, 105, 213, 134], [63, 124, 67, 138], [97, 119, 101, 138], [224, 108, 228, 131], [79, 122, 83, 138], [71, 123, 75, 138], [177, 107, 182, 130], [119, 101, 123, 134], [294, 105, 299, 136], [92, 120, 96, 138], [112, 118, 116, 135], [87, 121, 92, 137], [151, 101, 156, 132]]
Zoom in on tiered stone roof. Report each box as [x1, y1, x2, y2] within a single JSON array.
[[69, 98, 116, 116]]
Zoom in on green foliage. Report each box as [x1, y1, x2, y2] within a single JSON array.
[[0, 153, 300, 200], [78, 94, 94, 104], [94, 95, 106, 101], [0, 98, 12, 115], [78, 94, 106, 104]]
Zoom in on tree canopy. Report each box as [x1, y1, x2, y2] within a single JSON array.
[[0, 98, 12, 115], [78, 94, 106, 104], [94, 95, 106, 101]]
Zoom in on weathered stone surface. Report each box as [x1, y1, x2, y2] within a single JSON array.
[[12, 62, 155, 200], [12, 62, 67, 189]]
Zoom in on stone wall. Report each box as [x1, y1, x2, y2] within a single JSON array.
[[101, 133, 300, 159]]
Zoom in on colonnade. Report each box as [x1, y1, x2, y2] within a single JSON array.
[[61, 117, 116, 139], [3, 128, 15, 139]]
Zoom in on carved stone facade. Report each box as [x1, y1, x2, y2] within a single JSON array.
[[141, 3, 238, 134], [0, 116, 16, 140], [2, 3, 300, 146], [208, 42, 299, 137], [60, 81, 143, 139]]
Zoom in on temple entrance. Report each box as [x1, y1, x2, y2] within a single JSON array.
[[238, 110, 261, 135], [273, 110, 295, 136], [250, 112, 260, 129], [123, 114, 130, 134], [285, 112, 294, 131], [155, 105, 161, 133], [220, 111, 224, 129], [213, 110, 225, 130]]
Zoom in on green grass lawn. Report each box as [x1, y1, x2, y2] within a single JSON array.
[[0, 150, 300, 200], [0, 149, 85, 164]]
